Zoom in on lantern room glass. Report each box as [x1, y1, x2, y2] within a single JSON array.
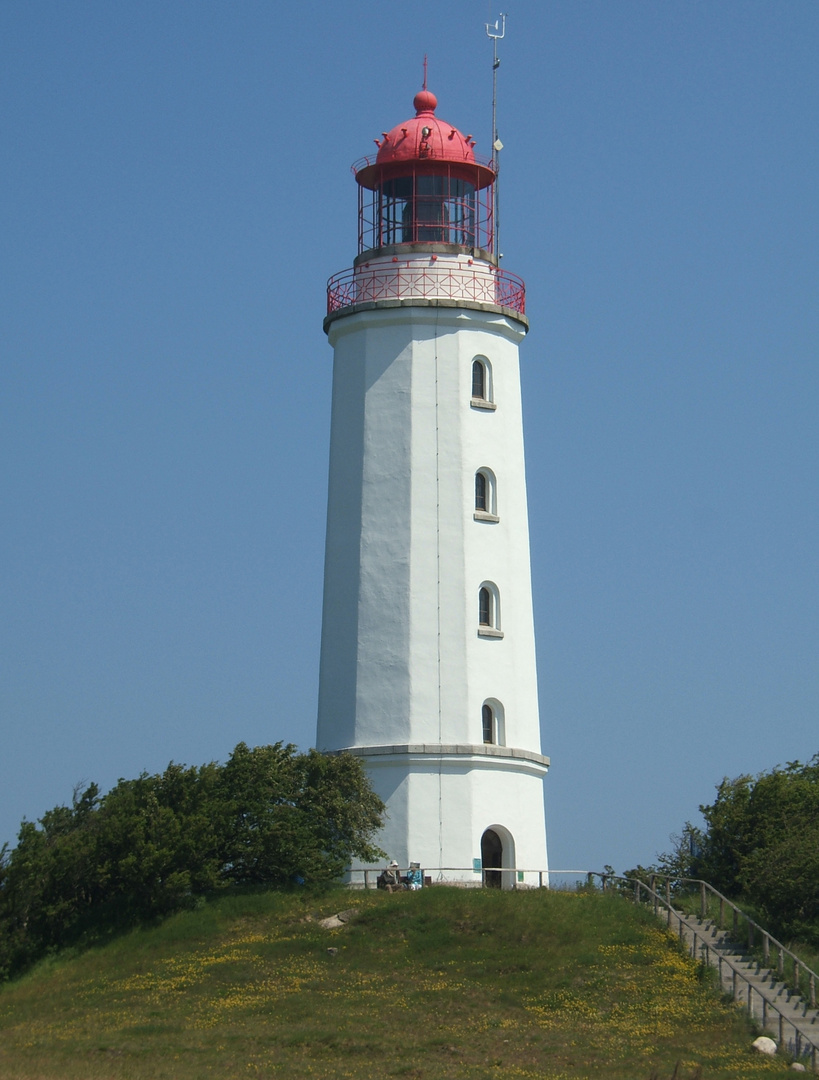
[[375, 174, 477, 248]]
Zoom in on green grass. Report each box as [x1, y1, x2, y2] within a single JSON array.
[[0, 886, 791, 1079]]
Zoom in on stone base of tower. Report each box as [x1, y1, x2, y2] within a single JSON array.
[[343, 745, 549, 888]]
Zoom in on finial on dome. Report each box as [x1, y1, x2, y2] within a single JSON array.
[[414, 54, 437, 114], [413, 88, 437, 115]]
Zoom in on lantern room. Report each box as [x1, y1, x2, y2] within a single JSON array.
[[353, 88, 496, 257]]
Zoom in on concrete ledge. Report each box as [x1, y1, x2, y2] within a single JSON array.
[[333, 743, 550, 769], [324, 298, 529, 335]]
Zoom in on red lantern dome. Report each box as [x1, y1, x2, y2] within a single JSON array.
[[352, 88, 496, 255]]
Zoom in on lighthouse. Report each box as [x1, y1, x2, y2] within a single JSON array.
[[316, 82, 549, 884]]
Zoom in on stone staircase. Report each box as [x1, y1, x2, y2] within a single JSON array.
[[666, 905, 819, 1064]]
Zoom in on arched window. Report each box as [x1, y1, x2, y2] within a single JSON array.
[[479, 586, 492, 626], [475, 471, 487, 512], [478, 582, 503, 637], [472, 359, 486, 400], [470, 357, 496, 410], [482, 703, 495, 744], [481, 700, 505, 746], [474, 469, 498, 521]]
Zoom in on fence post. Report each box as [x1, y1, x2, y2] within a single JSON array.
[[748, 920, 754, 950], [763, 933, 770, 966], [364, 869, 370, 889], [719, 896, 724, 930], [762, 995, 767, 1028], [539, 870, 544, 889], [778, 947, 785, 979], [732, 906, 738, 937], [733, 970, 738, 999], [779, 1013, 784, 1048], [794, 959, 801, 997], [810, 972, 816, 1009], [701, 881, 707, 920]]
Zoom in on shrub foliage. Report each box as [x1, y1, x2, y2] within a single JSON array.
[[0, 743, 384, 981], [651, 754, 819, 944]]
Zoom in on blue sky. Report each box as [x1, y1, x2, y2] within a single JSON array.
[[2, 1, 817, 875]]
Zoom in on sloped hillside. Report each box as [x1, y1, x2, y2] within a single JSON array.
[[0, 886, 787, 1079]]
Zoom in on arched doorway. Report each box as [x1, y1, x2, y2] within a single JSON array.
[[481, 828, 503, 889]]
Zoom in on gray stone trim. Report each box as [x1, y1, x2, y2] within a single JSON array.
[[324, 298, 529, 335], [333, 743, 550, 769]]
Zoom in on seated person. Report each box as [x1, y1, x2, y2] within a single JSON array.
[[376, 860, 403, 892], [405, 862, 422, 890]]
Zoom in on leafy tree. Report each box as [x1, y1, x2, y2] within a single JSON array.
[[218, 743, 384, 886], [693, 755, 819, 943], [696, 774, 756, 894], [0, 744, 385, 981], [0, 783, 101, 973], [91, 762, 225, 925]]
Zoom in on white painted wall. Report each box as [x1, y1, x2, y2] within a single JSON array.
[[317, 256, 548, 879], [353, 749, 548, 874]]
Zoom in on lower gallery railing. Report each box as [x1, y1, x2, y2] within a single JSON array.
[[326, 264, 526, 316]]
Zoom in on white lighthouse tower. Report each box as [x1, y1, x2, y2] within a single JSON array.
[[316, 83, 549, 884]]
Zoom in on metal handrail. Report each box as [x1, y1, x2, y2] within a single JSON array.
[[326, 263, 526, 317], [625, 875, 818, 1070], [632, 875, 818, 1010], [349, 866, 554, 890]]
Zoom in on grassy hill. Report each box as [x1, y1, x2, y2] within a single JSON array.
[[0, 886, 790, 1079]]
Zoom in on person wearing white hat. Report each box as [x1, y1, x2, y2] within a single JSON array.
[[377, 860, 402, 893]]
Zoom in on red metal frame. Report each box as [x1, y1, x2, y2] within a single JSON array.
[[353, 158, 496, 256], [326, 263, 525, 317]]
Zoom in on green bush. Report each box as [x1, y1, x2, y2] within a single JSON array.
[[0, 743, 384, 981]]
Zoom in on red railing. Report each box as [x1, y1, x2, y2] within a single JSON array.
[[326, 264, 525, 317]]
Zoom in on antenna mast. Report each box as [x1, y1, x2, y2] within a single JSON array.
[[485, 13, 506, 257]]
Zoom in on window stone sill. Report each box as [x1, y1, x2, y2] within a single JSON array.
[[473, 511, 500, 523], [477, 627, 504, 639], [470, 398, 497, 411]]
